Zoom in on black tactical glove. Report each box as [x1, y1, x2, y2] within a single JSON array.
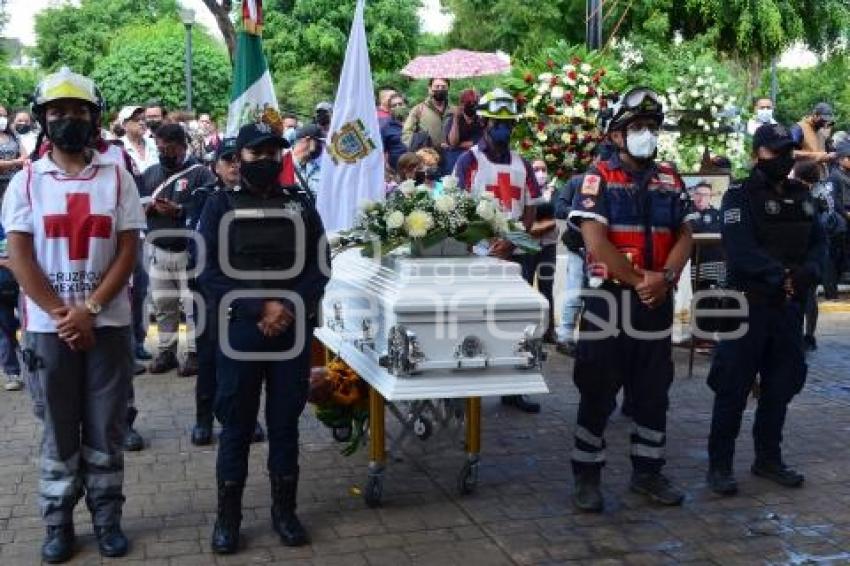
[[789, 267, 816, 297]]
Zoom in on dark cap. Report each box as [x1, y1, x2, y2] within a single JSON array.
[[214, 137, 237, 161], [235, 122, 289, 151], [753, 123, 795, 152], [813, 102, 834, 119], [295, 124, 323, 141]]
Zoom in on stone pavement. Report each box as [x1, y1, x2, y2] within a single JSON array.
[[1, 314, 849, 565]]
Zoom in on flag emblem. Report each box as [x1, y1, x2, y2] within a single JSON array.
[[328, 119, 376, 165]]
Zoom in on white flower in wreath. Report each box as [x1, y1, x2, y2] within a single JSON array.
[[697, 118, 706, 127], [491, 214, 509, 234], [588, 97, 600, 110], [536, 82, 551, 95], [712, 121, 720, 129], [705, 66, 713, 74], [538, 72, 553, 83], [561, 132, 571, 143], [435, 195, 456, 213], [565, 74, 577, 87], [562, 64, 575, 74], [398, 179, 416, 196], [441, 175, 459, 191], [385, 210, 405, 230], [573, 104, 587, 119], [577, 84, 589, 96], [416, 184, 431, 194], [405, 210, 433, 238], [694, 102, 703, 111], [551, 85, 565, 100], [532, 95, 542, 106], [696, 77, 704, 86], [476, 200, 497, 221], [536, 131, 548, 142], [690, 89, 700, 98], [580, 63, 592, 74]]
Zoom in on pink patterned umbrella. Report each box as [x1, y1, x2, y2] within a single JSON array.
[[401, 49, 511, 80]]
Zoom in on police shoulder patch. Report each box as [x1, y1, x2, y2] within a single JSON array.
[[723, 208, 741, 224], [581, 197, 596, 210], [581, 174, 601, 196]]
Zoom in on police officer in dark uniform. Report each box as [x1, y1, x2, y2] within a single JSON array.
[[706, 124, 826, 496], [190, 137, 265, 446], [567, 87, 694, 512], [197, 123, 330, 554]]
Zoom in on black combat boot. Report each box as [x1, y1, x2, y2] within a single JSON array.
[[500, 395, 541, 414], [124, 406, 144, 452], [211, 481, 243, 554], [751, 459, 804, 488], [572, 468, 604, 512], [270, 470, 309, 546], [42, 524, 75, 563], [630, 471, 685, 506], [94, 523, 129, 557], [707, 468, 739, 496]]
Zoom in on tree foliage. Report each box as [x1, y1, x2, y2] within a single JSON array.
[[91, 21, 231, 118], [0, 66, 38, 110], [33, 0, 179, 75], [262, 0, 420, 85], [761, 57, 850, 131], [199, 0, 236, 60]]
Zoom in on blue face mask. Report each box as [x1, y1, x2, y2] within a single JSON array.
[[488, 122, 514, 146]]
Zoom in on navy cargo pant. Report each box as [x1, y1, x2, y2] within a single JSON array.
[[707, 301, 807, 471], [24, 328, 132, 526], [195, 300, 217, 425], [571, 284, 675, 475], [215, 316, 311, 484]]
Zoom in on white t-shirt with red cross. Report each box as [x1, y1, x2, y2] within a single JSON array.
[[1, 151, 146, 332], [469, 145, 542, 221]]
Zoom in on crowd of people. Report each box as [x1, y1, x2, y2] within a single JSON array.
[[0, 63, 846, 563]]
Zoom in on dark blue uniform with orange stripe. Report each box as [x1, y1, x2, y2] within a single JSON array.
[[567, 154, 692, 474]]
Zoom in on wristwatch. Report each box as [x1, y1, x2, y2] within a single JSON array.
[[662, 268, 678, 287], [85, 299, 102, 316]]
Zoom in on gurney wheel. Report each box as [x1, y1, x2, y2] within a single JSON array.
[[364, 473, 384, 508], [458, 460, 479, 495], [413, 416, 432, 441], [332, 425, 352, 442]]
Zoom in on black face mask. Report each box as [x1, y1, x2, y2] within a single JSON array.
[[432, 90, 448, 103], [147, 120, 162, 134], [48, 118, 93, 153], [241, 158, 281, 189], [316, 113, 330, 128], [15, 124, 31, 135], [159, 154, 182, 171], [757, 152, 795, 183], [413, 169, 427, 185]]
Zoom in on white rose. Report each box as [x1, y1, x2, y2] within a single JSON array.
[[441, 175, 458, 191], [398, 179, 416, 196], [577, 84, 589, 96], [588, 97, 600, 110], [435, 195, 456, 213], [538, 72, 553, 83], [476, 200, 496, 221], [385, 210, 405, 230], [551, 85, 564, 100], [562, 64, 575, 73], [537, 83, 550, 95], [580, 63, 592, 74]]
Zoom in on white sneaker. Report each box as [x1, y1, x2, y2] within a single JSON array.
[[4, 377, 22, 391]]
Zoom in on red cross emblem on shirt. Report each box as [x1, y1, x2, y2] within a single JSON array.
[[485, 172, 522, 211], [43, 193, 113, 260]]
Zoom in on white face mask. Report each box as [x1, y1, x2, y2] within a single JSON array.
[[534, 171, 548, 186], [626, 128, 657, 159], [756, 108, 774, 123], [0, 117, 7, 132]]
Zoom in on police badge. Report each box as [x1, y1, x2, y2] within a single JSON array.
[[765, 200, 781, 215], [328, 119, 376, 165]]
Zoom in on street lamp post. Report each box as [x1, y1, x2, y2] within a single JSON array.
[[179, 7, 195, 112], [586, 0, 602, 50]]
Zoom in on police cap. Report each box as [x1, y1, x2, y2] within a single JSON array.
[[215, 137, 238, 161], [235, 122, 289, 151], [753, 123, 795, 152]]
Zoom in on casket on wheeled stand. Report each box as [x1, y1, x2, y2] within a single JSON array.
[[313, 247, 550, 507]]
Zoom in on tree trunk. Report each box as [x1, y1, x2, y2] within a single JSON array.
[[201, 0, 236, 62]]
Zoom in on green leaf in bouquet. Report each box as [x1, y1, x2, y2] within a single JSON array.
[[505, 230, 542, 253], [455, 221, 495, 244], [419, 228, 449, 249]]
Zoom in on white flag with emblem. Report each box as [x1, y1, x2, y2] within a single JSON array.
[[316, 0, 385, 232]]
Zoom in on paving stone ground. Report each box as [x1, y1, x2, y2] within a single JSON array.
[[1, 313, 849, 565]]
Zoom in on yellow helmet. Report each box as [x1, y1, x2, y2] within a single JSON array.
[[32, 67, 102, 113], [477, 88, 519, 120]]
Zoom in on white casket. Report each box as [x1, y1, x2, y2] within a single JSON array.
[[314, 248, 550, 400]]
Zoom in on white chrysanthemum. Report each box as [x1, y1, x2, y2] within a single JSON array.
[[385, 210, 404, 230], [577, 84, 589, 96], [441, 175, 458, 191], [551, 85, 564, 100], [435, 195, 455, 213], [538, 72, 553, 83], [562, 64, 575, 73], [580, 63, 592, 74], [491, 214, 509, 234], [536, 131, 548, 142], [398, 179, 416, 196], [405, 210, 433, 238], [476, 200, 497, 221]]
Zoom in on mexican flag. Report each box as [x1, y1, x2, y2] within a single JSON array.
[[225, 0, 278, 136]]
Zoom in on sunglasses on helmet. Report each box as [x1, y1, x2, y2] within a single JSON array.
[[621, 88, 662, 112], [481, 97, 518, 116]]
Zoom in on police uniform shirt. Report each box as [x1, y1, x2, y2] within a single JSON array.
[[692, 206, 721, 234], [719, 173, 826, 296]]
